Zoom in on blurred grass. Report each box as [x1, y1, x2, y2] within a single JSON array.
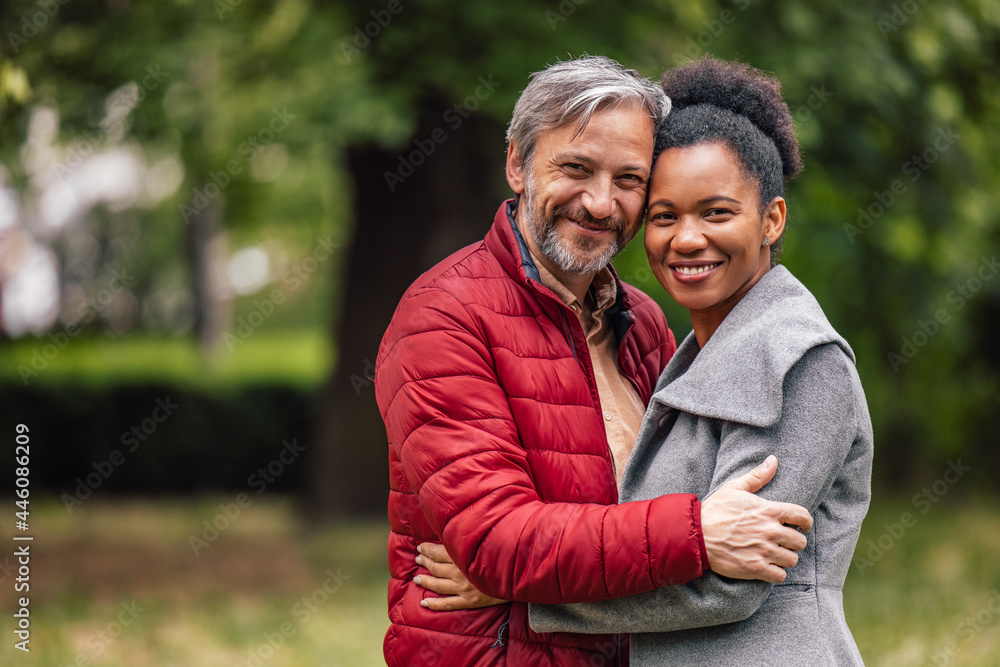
[[845, 495, 1000, 666], [0, 496, 389, 666], [0, 329, 332, 390], [0, 495, 997, 666]]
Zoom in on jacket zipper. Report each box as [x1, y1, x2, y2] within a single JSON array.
[[491, 619, 509, 649], [614, 315, 644, 401], [558, 308, 578, 363]]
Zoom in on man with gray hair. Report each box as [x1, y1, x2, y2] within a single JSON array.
[[375, 55, 812, 666]]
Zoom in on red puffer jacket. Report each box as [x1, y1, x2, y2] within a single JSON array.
[[376, 200, 708, 666]]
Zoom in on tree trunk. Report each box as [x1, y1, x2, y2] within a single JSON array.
[[304, 94, 508, 517], [184, 187, 229, 356]]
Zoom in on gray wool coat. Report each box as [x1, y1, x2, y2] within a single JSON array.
[[530, 266, 873, 666]]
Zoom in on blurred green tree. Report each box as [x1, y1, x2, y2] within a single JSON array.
[[0, 0, 383, 345], [1, 0, 997, 516]]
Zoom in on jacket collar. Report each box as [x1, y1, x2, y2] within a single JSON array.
[[484, 199, 635, 340], [651, 266, 854, 427], [504, 198, 542, 283]]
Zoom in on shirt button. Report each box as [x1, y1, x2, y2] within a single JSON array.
[[604, 412, 612, 422]]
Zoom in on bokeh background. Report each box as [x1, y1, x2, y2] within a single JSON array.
[[1, 0, 998, 665]]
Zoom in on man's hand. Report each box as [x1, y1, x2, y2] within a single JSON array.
[[701, 455, 813, 584], [413, 543, 509, 611]]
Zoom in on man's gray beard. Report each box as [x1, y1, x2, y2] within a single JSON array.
[[522, 179, 629, 276]]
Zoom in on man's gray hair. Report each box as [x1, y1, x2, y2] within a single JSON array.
[[506, 55, 670, 169]]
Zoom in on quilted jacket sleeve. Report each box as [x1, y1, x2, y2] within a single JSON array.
[[376, 285, 706, 604]]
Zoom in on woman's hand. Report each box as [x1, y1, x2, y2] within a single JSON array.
[[414, 542, 508, 611]]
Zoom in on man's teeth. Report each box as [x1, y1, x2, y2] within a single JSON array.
[[674, 264, 720, 276]]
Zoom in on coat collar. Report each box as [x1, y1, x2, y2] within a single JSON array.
[[651, 266, 854, 427]]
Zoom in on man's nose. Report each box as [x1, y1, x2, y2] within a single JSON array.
[[580, 175, 615, 220]]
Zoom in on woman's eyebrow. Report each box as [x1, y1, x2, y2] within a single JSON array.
[[647, 198, 674, 208], [648, 195, 742, 208], [696, 196, 741, 206]]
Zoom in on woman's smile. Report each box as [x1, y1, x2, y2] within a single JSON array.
[[670, 261, 723, 280]]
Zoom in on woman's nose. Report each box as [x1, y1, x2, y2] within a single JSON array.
[[671, 219, 708, 253]]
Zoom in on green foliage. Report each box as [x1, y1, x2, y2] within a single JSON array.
[[1, 0, 997, 478]]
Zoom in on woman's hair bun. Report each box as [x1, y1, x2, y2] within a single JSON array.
[[661, 57, 802, 181]]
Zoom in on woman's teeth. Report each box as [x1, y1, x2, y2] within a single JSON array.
[[674, 263, 720, 276]]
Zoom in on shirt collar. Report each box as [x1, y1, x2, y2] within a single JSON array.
[[533, 253, 618, 317]]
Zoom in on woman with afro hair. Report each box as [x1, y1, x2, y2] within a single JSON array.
[[529, 57, 873, 666]]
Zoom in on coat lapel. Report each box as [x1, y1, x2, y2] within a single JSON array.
[[650, 267, 855, 428]]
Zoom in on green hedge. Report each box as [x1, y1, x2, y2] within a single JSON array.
[[0, 382, 314, 500]]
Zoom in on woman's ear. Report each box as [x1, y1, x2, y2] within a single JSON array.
[[506, 143, 526, 194], [763, 197, 787, 245]]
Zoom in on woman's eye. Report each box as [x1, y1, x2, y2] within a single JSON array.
[[706, 208, 733, 219]]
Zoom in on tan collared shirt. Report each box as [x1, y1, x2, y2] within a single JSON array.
[[533, 261, 647, 488]]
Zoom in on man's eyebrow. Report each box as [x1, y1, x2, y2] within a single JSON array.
[[622, 164, 651, 177], [555, 154, 650, 175], [554, 153, 596, 164]]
